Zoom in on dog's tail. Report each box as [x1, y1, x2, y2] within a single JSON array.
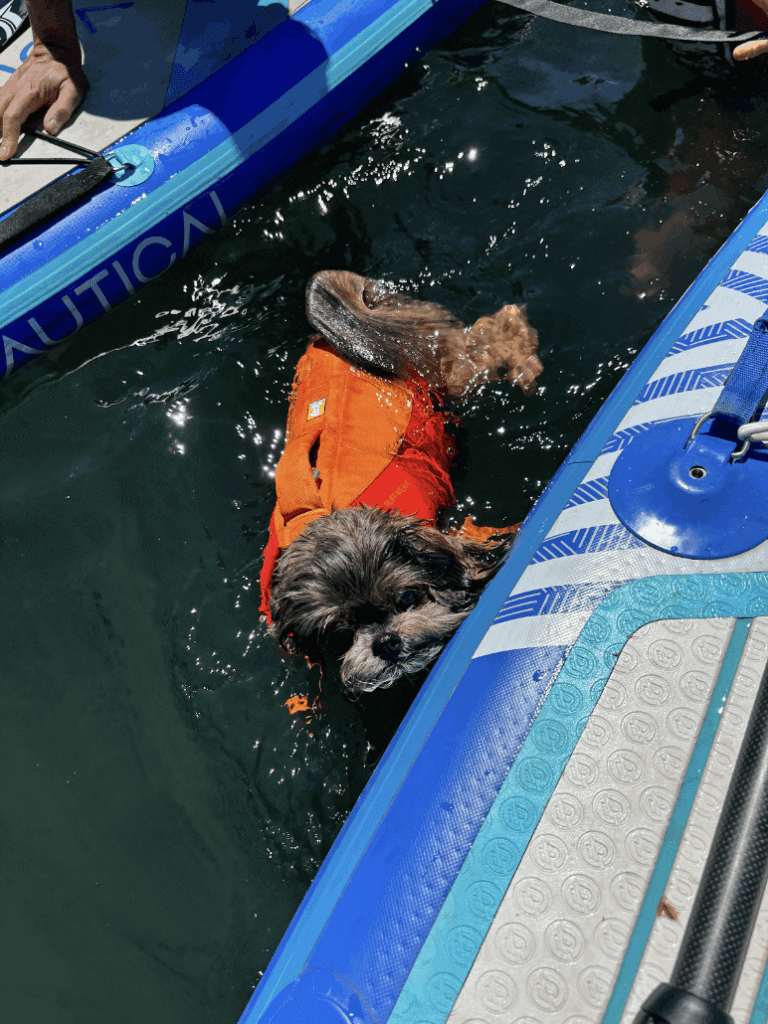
[[305, 270, 542, 398], [305, 269, 457, 381]]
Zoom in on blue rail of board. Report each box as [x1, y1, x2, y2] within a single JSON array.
[[0, 0, 487, 379]]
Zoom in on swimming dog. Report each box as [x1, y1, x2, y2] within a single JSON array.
[[260, 270, 542, 692]]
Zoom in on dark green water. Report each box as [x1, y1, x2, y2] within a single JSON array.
[[3, 5, 768, 1021]]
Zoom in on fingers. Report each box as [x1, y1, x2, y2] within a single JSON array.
[[0, 97, 30, 161], [0, 47, 87, 160], [733, 39, 768, 61], [43, 77, 84, 137]]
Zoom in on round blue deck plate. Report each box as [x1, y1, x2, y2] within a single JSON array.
[[108, 144, 155, 186], [609, 415, 768, 559], [262, 970, 376, 1024]]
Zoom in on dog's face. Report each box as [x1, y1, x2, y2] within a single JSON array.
[[269, 507, 508, 693]]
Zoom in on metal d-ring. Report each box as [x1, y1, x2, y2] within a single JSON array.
[[6, 124, 134, 172], [731, 436, 752, 463], [685, 410, 712, 448], [2, 125, 136, 173], [732, 421, 768, 463], [685, 409, 767, 463]]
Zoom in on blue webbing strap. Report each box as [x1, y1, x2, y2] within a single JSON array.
[[711, 318, 768, 428]]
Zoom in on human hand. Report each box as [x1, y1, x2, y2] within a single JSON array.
[[0, 41, 87, 160], [733, 38, 768, 60]]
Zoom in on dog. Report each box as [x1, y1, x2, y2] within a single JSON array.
[[259, 270, 542, 693]]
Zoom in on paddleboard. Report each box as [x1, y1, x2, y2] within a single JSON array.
[[0, 0, 487, 380], [242, 181, 768, 1023]]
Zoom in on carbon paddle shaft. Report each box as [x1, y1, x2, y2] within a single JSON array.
[[635, 656, 768, 1024]]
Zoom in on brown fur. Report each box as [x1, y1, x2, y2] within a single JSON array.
[[306, 270, 541, 397], [270, 508, 514, 692], [268, 271, 542, 692]]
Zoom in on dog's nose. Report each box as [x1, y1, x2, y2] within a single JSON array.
[[373, 632, 402, 662]]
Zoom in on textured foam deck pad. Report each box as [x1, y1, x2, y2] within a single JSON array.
[[0, 0, 185, 215], [449, 617, 768, 1024]]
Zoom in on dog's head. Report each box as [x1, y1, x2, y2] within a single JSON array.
[[268, 506, 512, 692]]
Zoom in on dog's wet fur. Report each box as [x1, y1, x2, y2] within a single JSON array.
[[305, 269, 541, 398], [268, 270, 541, 692], [270, 506, 515, 692]]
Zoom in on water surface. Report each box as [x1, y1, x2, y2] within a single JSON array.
[[2, 6, 768, 1021]]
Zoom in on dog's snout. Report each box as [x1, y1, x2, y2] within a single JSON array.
[[373, 631, 402, 662]]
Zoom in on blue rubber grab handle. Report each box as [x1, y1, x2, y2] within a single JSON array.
[[711, 318, 768, 429]]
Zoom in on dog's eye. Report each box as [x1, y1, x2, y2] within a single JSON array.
[[395, 589, 418, 611], [328, 625, 354, 651]]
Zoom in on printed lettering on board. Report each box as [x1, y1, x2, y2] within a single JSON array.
[[3, 189, 228, 378]]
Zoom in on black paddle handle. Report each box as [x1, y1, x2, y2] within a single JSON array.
[[0, 155, 113, 251], [635, 655, 768, 1024]]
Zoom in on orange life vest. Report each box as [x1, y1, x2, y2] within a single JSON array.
[[259, 339, 456, 619]]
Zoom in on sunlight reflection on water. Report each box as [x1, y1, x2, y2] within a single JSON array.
[[2, 5, 768, 1022]]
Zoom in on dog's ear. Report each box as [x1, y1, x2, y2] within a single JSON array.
[[306, 270, 462, 383], [268, 566, 319, 663], [395, 519, 512, 609], [268, 592, 299, 654], [269, 601, 323, 666], [395, 520, 468, 589]]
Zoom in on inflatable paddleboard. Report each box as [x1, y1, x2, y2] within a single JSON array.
[[0, 0, 486, 380], [241, 193, 768, 1020]]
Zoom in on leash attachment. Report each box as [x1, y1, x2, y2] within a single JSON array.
[[608, 316, 768, 559]]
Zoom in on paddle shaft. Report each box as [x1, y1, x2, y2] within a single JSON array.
[[637, 654, 768, 1023]]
